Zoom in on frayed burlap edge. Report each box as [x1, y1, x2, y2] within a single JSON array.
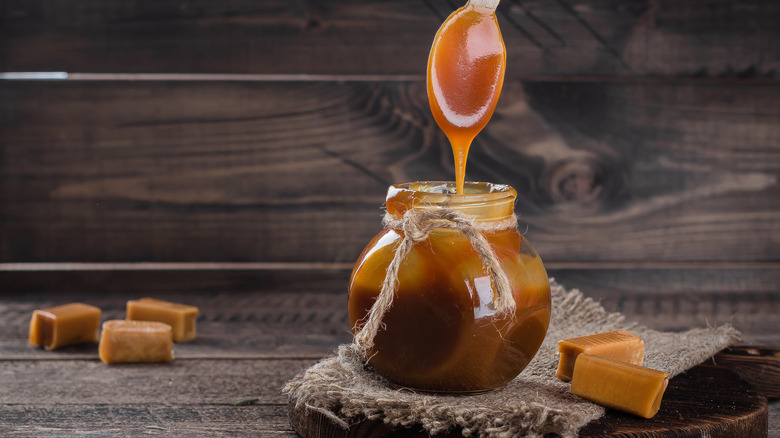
[[283, 279, 741, 438]]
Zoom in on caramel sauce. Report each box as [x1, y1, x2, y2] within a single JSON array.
[[348, 227, 550, 392], [427, 2, 506, 194], [348, 184, 550, 393], [347, 2, 548, 393]]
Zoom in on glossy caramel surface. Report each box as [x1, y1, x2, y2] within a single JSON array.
[[349, 227, 549, 392], [427, 2, 506, 194], [349, 183, 550, 392]]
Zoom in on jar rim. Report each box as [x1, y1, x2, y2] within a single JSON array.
[[385, 181, 517, 220]]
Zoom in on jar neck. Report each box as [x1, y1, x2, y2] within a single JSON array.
[[384, 181, 517, 222]]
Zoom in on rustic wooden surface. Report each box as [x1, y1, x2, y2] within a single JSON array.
[[289, 363, 769, 437], [0, 289, 778, 437], [2, 0, 778, 77], [2, 0, 778, 294], [1, 0, 778, 436], [289, 348, 780, 437], [1, 80, 778, 266], [714, 346, 780, 399]]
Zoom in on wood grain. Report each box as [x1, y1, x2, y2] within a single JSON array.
[[0, 266, 354, 294], [0, 359, 313, 405], [2, 263, 778, 297], [288, 364, 769, 437], [713, 346, 780, 398], [0, 290, 352, 359], [0, 404, 298, 437], [0, 290, 777, 436], [0, 286, 776, 357], [549, 267, 780, 345], [2, 80, 778, 265], [0, 1, 777, 436], [1, 268, 777, 350], [0, 400, 776, 438], [1, 0, 778, 77]]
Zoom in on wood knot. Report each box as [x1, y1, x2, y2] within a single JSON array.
[[543, 158, 604, 204]]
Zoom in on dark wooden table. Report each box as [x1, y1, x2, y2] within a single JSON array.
[[2, 0, 779, 436], [1, 285, 778, 437]]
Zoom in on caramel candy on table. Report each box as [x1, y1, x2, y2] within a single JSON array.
[[99, 320, 174, 364], [571, 353, 669, 419], [127, 298, 198, 342], [28, 303, 101, 350], [556, 329, 644, 382]]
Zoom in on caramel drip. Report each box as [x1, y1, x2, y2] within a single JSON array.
[[427, 2, 506, 194]]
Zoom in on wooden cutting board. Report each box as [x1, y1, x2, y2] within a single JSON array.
[[289, 346, 778, 437]]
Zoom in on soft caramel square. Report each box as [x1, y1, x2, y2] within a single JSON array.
[[571, 354, 669, 419], [127, 298, 199, 342], [28, 303, 101, 350], [99, 320, 174, 364], [556, 329, 644, 382]]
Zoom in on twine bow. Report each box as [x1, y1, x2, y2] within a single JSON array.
[[353, 208, 519, 354]]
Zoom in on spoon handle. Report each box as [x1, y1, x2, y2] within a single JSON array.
[[469, 0, 501, 10]]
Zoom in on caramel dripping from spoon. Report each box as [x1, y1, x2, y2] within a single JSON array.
[[427, 0, 505, 194]]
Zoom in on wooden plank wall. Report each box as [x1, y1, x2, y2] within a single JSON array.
[[1, 0, 778, 337]]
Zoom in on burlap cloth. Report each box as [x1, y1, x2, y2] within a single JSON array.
[[284, 279, 740, 437]]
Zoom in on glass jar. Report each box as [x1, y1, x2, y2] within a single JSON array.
[[348, 181, 551, 393]]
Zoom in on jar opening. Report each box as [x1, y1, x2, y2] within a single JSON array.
[[385, 181, 517, 220]]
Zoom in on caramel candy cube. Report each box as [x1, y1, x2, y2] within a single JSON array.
[[556, 329, 644, 382], [127, 298, 198, 342], [571, 354, 669, 419], [99, 320, 174, 364], [28, 303, 101, 350]]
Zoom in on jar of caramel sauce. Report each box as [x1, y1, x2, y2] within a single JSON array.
[[348, 181, 551, 393]]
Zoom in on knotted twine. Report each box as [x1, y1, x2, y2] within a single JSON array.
[[353, 207, 519, 354]]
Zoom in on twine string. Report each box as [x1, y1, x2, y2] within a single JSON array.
[[353, 208, 518, 354]]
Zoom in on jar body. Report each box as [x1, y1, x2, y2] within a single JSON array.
[[347, 182, 551, 393]]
